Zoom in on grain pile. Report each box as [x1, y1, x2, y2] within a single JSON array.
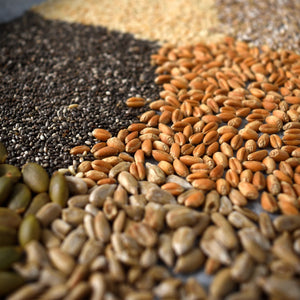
[[3, 37, 300, 299], [31, 0, 224, 45], [216, 0, 300, 53]]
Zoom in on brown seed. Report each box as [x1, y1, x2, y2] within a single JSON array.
[[252, 171, 266, 190], [225, 169, 240, 188], [94, 146, 119, 159], [92, 128, 112, 141], [213, 152, 228, 168], [126, 97, 146, 107], [263, 156, 276, 174], [125, 138, 142, 153], [242, 161, 266, 172], [192, 178, 216, 191], [257, 133, 270, 148], [70, 145, 90, 155], [106, 137, 125, 152], [238, 182, 259, 200], [229, 188, 247, 206], [247, 150, 268, 161], [239, 128, 258, 140], [173, 159, 189, 177], [270, 134, 282, 149], [158, 161, 174, 176]]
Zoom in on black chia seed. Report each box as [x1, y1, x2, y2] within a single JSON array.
[[0, 12, 161, 174]]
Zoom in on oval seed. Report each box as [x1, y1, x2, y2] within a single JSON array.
[[18, 214, 41, 247], [49, 172, 69, 207], [22, 163, 50, 193], [7, 183, 32, 214]]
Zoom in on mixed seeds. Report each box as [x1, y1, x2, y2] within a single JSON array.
[[0, 12, 160, 174], [1, 34, 300, 298], [1, 1, 300, 299]]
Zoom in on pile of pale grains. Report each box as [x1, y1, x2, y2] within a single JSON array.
[[31, 0, 224, 45], [5, 37, 300, 299], [216, 0, 300, 53]]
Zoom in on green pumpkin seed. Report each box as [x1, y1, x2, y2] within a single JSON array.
[[0, 246, 23, 270], [0, 208, 21, 229], [0, 176, 14, 205], [18, 215, 41, 247], [0, 271, 24, 296], [24, 192, 50, 217], [22, 163, 50, 193], [0, 143, 8, 164], [0, 225, 17, 246], [0, 164, 21, 183], [7, 183, 32, 214], [49, 172, 69, 207]]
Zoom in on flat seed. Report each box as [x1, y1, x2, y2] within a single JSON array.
[[238, 227, 270, 263], [172, 226, 196, 256], [18, 215, 41, 248], [166, 207, 200, 229], [230, 252, 254, 282], [209, 268, 236, 299], [22, 163, 49, 193], [48, 247, 76, 275], [89, 184, 116, 207], [94, 211, 111, 243], [49, 172, 69, 207], [174, 248, 205, 274], [36, 203, 62, 227]]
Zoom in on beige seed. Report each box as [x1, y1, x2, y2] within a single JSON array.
[[172, 226, 196, 256], [174, 248, 205, 274], [209, 268, 236, 299], [166, 207, 200, 229], [94, 211, 111, 243], [118, 171, 138, 195], [48, 247, 76, 275], [238, 227, 270, 263]]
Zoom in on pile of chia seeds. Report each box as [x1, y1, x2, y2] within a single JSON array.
[[0, 12, 161, 174]]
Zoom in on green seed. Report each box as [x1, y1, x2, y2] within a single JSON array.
[[0, 176, 13, 205], [22, 162, 50, 193], [24, 192, 50, 217], [0, 271, 24, 296], [0, 225, 17, 246], [0, 246, 23, 270], [0, 208, 22, 229], [0, 143, 8, 164], [7, 183, 32, 214], [18, 215, 41, 248], [0, 164, 21, 183], [49, 172, 69, 207]]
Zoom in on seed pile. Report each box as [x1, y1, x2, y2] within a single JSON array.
[[216, 0, 300, 53], [31, 0, 225, 45], [71, 37, 300, 216], [4, 37, 300, 299], [0, 12, 160, 174]]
